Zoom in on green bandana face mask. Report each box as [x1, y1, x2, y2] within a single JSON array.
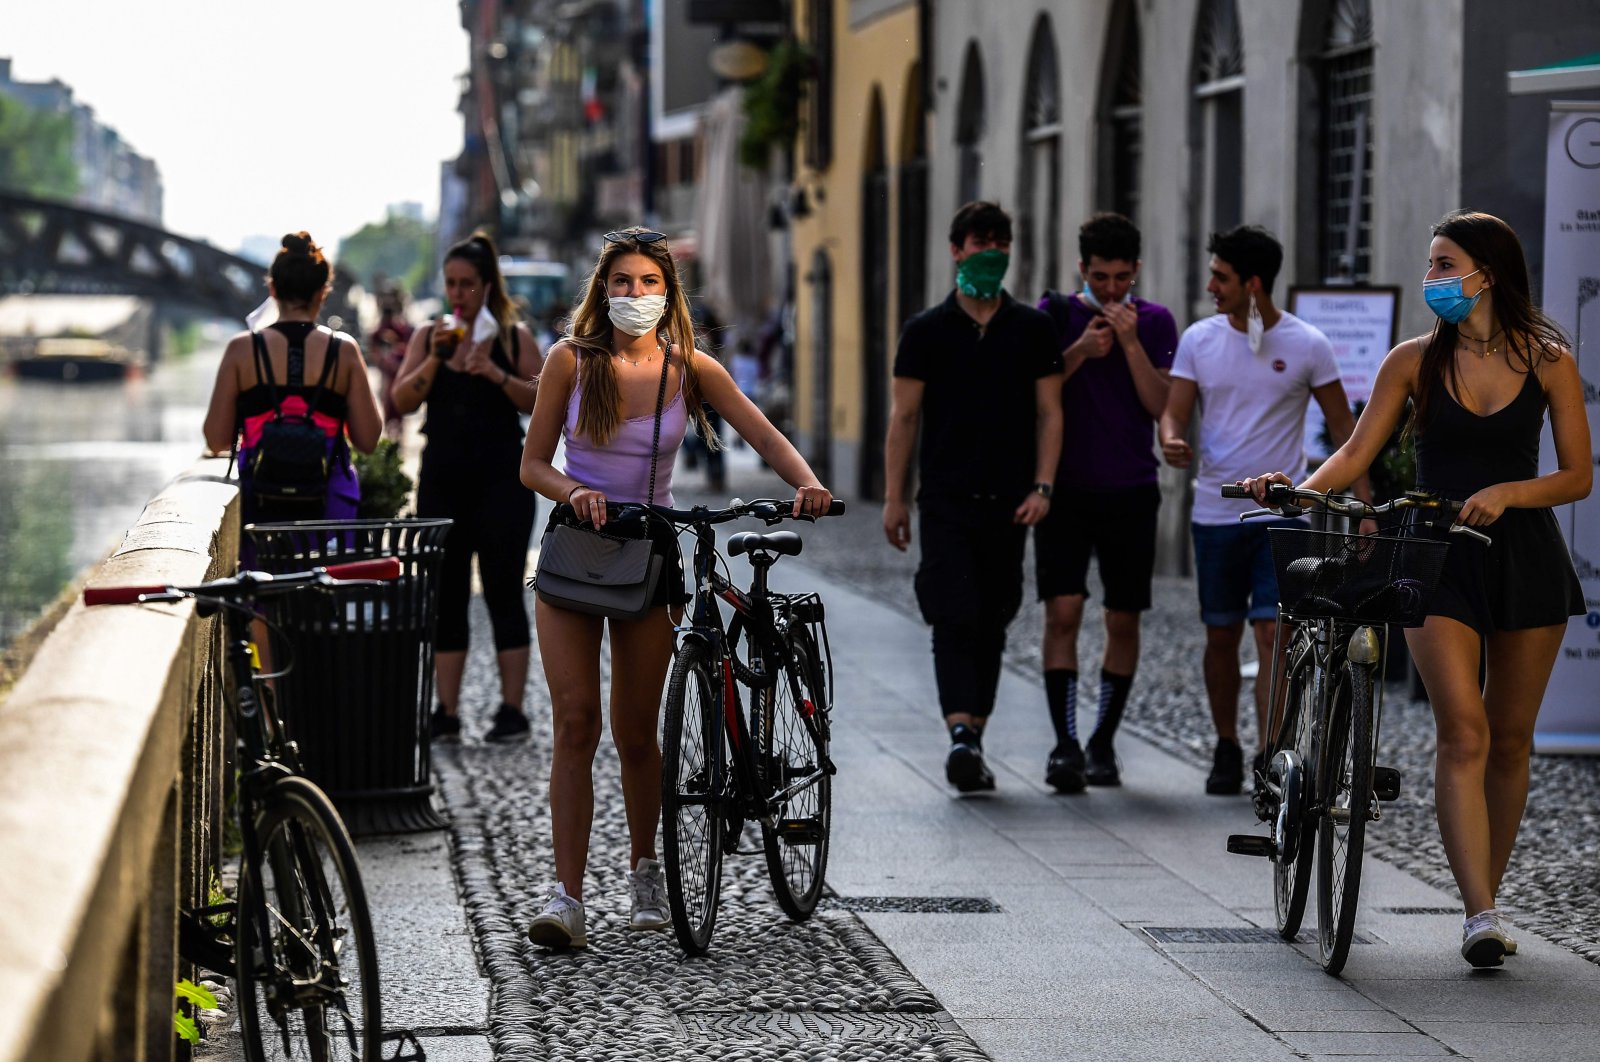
[[955, 248, 1010, 299]]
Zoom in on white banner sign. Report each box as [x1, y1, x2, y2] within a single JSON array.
[[1289, 287, 1399, 458], [1536, 102, 1600, 754]]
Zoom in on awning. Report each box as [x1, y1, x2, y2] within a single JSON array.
[[1508, 52, 1600, 95]]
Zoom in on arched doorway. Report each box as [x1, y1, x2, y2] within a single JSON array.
[[955, 43, 985, 208], [860, 89, 889, 500], [897, 63, 929, 338], [1095, 0, 1143, 222], [1018, 16, 1063, 299], [807, 248, 833, 481], [1187, 0, 1246, 315]]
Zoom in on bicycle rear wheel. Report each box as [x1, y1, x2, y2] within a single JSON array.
[[1316, 660, 1374, 975], [758, 630, 832, 921], [661, 640, 726, 955], [236, 776, 381, 1062], [1273, 657, 1318, 940]]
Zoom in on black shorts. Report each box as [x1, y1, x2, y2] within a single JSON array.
[[1034, 483, 1161, 611]]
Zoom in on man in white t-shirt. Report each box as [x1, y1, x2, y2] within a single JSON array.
[[1159, 225, 1365, 795]]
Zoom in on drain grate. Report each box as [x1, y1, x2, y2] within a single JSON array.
[[1382, 906, 1458, 915], [674, 1011, 956, 1040], [1145, 926, 1372, 945], [822, 896, 1002, 914]]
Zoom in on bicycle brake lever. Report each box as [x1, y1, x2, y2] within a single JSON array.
[[1448, 523, 1492, 545]]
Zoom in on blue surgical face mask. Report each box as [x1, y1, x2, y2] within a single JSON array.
[[1422, 269, 1486, 325], [1080, 283, 1133, 312]]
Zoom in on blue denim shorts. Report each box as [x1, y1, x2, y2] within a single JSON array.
[[1190, 519, 1306, 627]]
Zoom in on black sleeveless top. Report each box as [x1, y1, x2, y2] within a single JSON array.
[[420, 325, 523, 474], [235, 321, 350, 422], [1412, 368, 1583, 632]]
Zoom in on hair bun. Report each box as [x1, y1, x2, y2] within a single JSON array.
[[281, 231, 318, 257]]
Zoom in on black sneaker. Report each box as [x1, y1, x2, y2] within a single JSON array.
[[945, 732, 995, 793], [1045, 740, 1087, 793], [1206, 737, 1244, 795], [430, 706, 462, 743], [1084, 738, 1121, 787], [485, 703, 532, 744]]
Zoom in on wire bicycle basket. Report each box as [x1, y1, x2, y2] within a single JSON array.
[[1268, 527, 1450, 626]]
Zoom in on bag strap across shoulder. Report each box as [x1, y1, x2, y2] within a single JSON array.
[[646, 339, 672, 507]]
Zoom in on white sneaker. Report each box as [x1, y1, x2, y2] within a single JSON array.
[[627, 858, 671, 931], [1461, 910, 1508, 968], [528, 883, 587, 949], [1487, 908, 1518, 956]]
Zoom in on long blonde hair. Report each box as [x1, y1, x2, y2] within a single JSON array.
[[564, 230, 718, 448]]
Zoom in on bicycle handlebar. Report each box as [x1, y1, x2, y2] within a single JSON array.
[[1220, 483, 1491, 544], [586, 497, 847, 527], [84, 557, 403, 607]]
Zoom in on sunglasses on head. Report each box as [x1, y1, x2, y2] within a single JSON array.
[[603, 230, 667, 245]]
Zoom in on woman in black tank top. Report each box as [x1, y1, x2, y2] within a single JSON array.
[[392, 232, 543, 744], [1241, 212, 1590, 968]]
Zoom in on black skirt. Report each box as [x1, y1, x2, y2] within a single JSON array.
[[1415, 506, 1583, 634]]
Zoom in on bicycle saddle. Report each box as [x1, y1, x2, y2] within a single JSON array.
[[729, 530, 803, 557]]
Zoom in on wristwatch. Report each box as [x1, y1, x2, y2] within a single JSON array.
[[1033, 482, 1054, 500]]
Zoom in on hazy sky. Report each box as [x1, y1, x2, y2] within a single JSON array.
[[5, 1, 468, 253]]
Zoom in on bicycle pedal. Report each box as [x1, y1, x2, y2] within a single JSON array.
[[776, 817, 824, 845], [1226, 834, 1275, 858], [1372, 766, 1402, 802]]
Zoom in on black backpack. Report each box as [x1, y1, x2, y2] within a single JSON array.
[[243, 329, 341, 519]]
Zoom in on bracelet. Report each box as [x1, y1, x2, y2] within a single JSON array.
[[567, 484, 587, 502]]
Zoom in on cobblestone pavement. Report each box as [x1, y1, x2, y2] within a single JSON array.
[[682, 462, 1600, 964], [439, 587, 989, 1060]]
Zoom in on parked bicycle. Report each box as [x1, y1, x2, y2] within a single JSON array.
[[85, 560, 423, 1061], [1221, 484, 1490, 975], [593, 496, 844, 955]]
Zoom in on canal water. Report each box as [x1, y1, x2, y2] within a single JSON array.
[[0, 335, 225, 651]]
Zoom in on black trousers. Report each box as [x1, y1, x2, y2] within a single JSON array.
[[416, 463, 537, 653], [913, 495, 1027, 721]]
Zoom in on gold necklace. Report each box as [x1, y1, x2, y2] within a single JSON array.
[[1456, 327, 1504, 358], [616, 346, 660, 367]]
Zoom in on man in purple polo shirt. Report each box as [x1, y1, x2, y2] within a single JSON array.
[[1035, 214, 1177, 791]]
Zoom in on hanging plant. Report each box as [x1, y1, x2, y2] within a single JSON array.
[[739, 39, 815, 169]]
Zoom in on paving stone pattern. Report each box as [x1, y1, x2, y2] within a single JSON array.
[[438, 594, 990, 1062], [712, 468, 1600, 966]]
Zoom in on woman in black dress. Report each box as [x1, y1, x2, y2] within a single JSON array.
[[1244, 211, 1590, 968], [393, 232, 544, 743]]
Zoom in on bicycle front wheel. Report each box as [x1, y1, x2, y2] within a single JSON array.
[[758, 630, 832, 921], [661, 639, 726, 955], [1316, 660, 1374, 975], [236, 776, 381, 1062], [1273, 657, 1317, 940]]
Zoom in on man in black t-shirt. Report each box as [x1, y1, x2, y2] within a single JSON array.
[[884, 201, 1065, 792]]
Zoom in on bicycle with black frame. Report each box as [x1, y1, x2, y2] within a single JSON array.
[[599, 496, 845, 956], [85, 559, 424, 1061], [1221, 483, 1490, 975]]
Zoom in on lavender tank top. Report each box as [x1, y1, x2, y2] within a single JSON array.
[[563, 377, 688, 506]]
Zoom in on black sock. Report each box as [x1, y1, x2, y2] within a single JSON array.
[[1090, 669, 1134, 748], [1045, 668, 1079, 749], [949, 722, 981, 748]]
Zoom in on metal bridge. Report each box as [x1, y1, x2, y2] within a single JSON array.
[[0, 191, 358, 327]]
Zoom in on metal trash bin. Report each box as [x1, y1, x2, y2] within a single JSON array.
[[244, 518, 452, 835]]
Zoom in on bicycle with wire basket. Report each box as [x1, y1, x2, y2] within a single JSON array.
[[85, 560, 424, 1062], [602, 496, 845, 956], [1220, 483, 1491, 975]]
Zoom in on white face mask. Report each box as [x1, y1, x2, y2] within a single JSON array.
[[607, 294, 667, 337], [1246, 292, 1265, 354]]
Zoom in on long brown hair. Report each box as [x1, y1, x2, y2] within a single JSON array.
[[564, 229, 718, 448], [444, 231, 519, 342], [1411, 211, 1568, 436]]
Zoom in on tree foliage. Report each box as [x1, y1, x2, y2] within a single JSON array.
[[0, 93, 78, 199], [336, 211, 435, 297]]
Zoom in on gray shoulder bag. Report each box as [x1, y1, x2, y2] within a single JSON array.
[[533, 344, 672, 620]]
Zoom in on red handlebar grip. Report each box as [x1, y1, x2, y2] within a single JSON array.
[[83, 584, 167, 606], [326, 558, 402, 582]]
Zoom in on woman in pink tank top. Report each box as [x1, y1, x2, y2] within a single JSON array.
[[518, 229, 833, 949]]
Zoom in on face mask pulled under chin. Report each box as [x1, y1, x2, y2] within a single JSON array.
[[1246, 293, 1265, 354], [1080, 284, 1133, 312], [607, 294, 668, 337]]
